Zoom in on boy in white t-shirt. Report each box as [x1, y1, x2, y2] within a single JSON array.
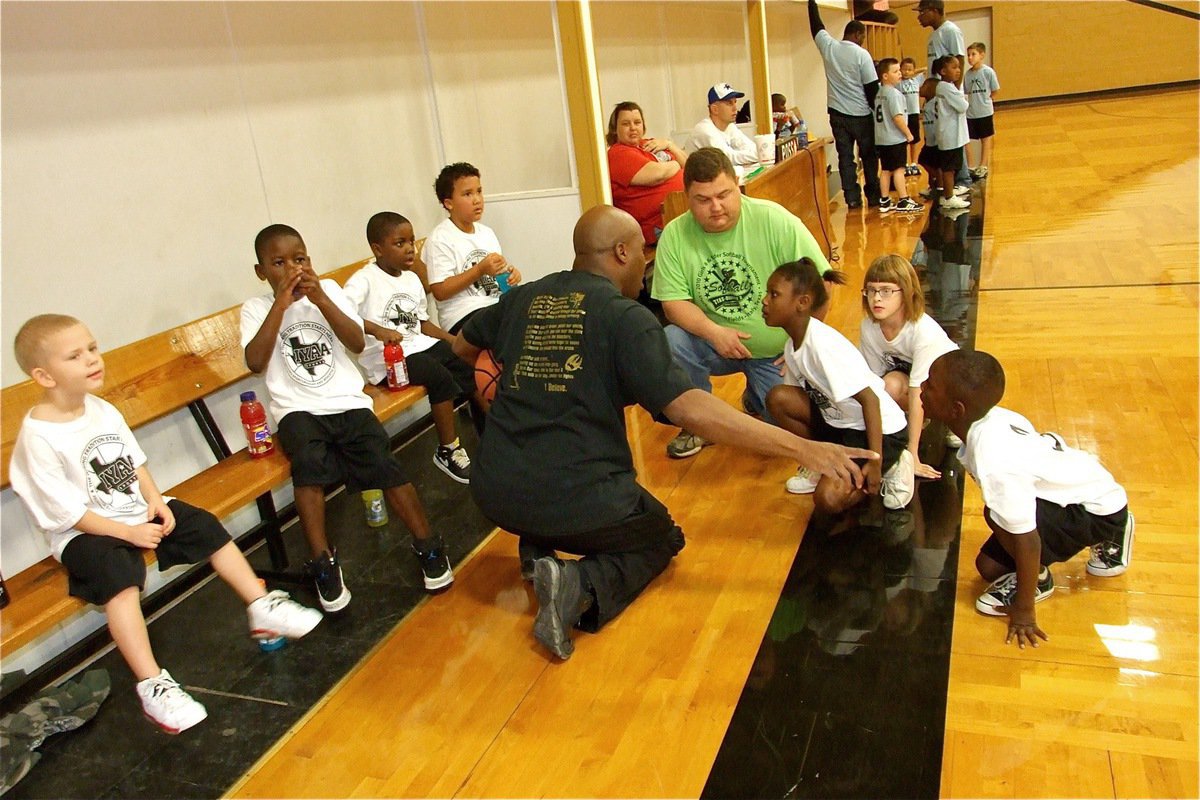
[[241, 224, 455, 611], [921, 350, 1133, 649], [762, 258, 916, 514], [873, 58, 920, 214], [899, 58, 925, 176], [344, 212, 476, 484], [425, 163, 523, 335], [9, 315, 321, 735]]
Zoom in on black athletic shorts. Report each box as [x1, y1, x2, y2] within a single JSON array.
[[936, 146, 964, 173], [60, 500, 230, 605], [802, 389, 906, 475], [907, 114, 921, 147], [967, 115, 995, 140], [277, 408, 407, 492], [878, 142, 908, 172], [378, 340, 474, 405], [918, 142, 939, 170], [979, 501, 1129, 570]]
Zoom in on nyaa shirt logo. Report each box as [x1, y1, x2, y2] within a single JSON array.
[[382, 292, 421, 335], [699, 252, 761, 322], [465, 249, 501, 297], [281, 321, 336, 387], [81, 435, 141, 513]]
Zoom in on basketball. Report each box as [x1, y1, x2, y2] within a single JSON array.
[[474, 349, 503, 405]]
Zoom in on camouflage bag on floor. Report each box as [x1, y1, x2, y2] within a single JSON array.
[[0, 669, 110, 795]]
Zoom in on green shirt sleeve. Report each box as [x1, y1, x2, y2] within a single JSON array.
[[649, 218, 692, 302]]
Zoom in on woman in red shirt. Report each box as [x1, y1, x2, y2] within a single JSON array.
[[606, 102, 687, 246]]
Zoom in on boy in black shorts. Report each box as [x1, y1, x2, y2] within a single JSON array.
[[921, 350, 1134, 649], [873, 58, 921, 214], [10, 315, 321, 734], [344, 211, 478, 484], [241, 225, 454, 612]]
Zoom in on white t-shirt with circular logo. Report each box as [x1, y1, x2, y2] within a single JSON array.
[[424, 217, 504, 332], [239, 279, 373, 423]]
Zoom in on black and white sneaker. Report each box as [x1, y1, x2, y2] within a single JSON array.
[[1087, 512, 1135, 577], [413, 539, 454, 591], [433, 443, 471, 484], [305, 549, 351, 613], [976, 567, 1054, 616], [895, 197, 923, 214], [878, 197, 895, 213]]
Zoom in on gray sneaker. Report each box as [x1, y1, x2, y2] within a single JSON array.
[[532, 557, 587, 660], [519, 540, 555, 582], [666, 430, 711, 459]]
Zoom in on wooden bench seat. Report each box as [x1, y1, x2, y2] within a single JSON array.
[[0, 256, 434, 656]]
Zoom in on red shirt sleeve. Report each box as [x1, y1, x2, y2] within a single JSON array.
[[607, 144, 654, 188]]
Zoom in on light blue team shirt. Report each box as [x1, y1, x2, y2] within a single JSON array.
[[814, 29, 877, 117], [933, 81, 969, 150], [900, 75, 924, 115], [874, 84, 909, 146], [921, 78, 939, 147], [965, 65, 1000, 119], [927, 20, 966, 65]]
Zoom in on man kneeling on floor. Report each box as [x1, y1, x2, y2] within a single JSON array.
[[452, 206, 876, 660]]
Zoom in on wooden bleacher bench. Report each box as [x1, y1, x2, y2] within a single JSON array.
[[0, 253, 434, 655]]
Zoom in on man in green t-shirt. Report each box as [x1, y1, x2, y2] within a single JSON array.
[[652, 147, 833, 459]]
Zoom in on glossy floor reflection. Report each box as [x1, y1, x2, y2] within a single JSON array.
[[703, 194, 984, 799]]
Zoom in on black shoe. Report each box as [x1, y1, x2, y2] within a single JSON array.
[[433, 443, 471, 484], [1087, 512, 1135, 577], [845, 198, 863, 209], [412, 539, 454, 591], [519, 540, 555, 582], [532, 558, 588, 660], [305, 549, 351, 612]]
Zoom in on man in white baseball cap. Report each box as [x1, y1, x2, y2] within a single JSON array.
[[687, 83, 759, 169]]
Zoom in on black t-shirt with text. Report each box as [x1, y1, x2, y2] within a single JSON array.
[[463, 270, 692, 533]]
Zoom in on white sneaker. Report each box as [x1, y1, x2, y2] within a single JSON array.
[[939, 195, 970, 209], [248, 590, 322, 643], [136, 669, 208, 734], [881, 450, 916, 510], [953, 184, 972, 197], [786, 466, 820, 494]]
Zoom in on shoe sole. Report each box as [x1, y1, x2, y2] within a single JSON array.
[[423, 568, 455, 591], [1087, 512, 1134, 577], [532, 559, 574, 660], [667, 441, 710, 459], [144, 707, 207, 735], [975, 582, 1055, 616], [432, 453, 471, 484], [318, 585, 352, 613]]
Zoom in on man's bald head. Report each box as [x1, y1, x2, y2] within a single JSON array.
[[572, 205, 646, 298], [573, 205, 640, 255]]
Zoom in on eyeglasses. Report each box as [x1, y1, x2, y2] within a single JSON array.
[[862, 287, 901, 299]]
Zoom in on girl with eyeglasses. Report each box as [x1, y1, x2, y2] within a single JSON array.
[[858, 254, 958, 480]]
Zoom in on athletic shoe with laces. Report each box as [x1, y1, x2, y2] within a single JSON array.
[[1087, 512, 1135, 577], [975, 567, 1055, 616], [531, 557, 589, 660], [785, 466, 820, 495], [413, 539, 454, 591], [878, 197, 894, 213], [881, 450, 916, 510], [894, 197, 923, 214], [136, 669, 207, 734], [248, 590, 322, 646], [953, 184, 972, 197], [667, 430, 711, 459], [433, 443, 471, 484], [939, 195, 970, 209], [969, 165, 989, 179], [305, 549, 351, 612]]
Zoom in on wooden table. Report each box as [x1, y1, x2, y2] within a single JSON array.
[[661, 137, 833, 259]]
